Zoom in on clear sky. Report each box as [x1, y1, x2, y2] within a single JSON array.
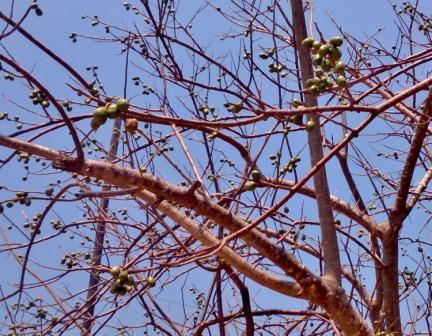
[[1, 0, 432, 335]]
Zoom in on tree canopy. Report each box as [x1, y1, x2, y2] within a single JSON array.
[[1, 1, 432, 335]]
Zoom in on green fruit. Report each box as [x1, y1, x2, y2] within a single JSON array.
[[334, 61, 345, 74], [301, 37, 315, 49], [109, 266, 121, 277], [318, 44, 330, 57], [251, 169, 261, 181], [109, 284, 118, 294], [312, 54, 322, 65], [308, 85, 319, 95], [107, 104, 119, 119], [329, 46, 342, 61], [146, 276, 156, 288], [315, 69, 324, 77], [127, 275, 135, 286], [312, 40, 321, 52], [244, 181, 257, 191], [118, 270, 129, 282], [320, 58, 332, 72], [336, 75, 347, 87], [45, 188, 54, 197], [329, 36, 343, 47], [227, 102, 242, 113], [290, 114, 303, 125], [116, 98, 129, 112], [305, 78, 315, 88], [93, 107, 108, 125], [291, 99, 304, 108], [305, 119, 315, 132]]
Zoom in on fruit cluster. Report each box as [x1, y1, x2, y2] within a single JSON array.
[[301, 36, 347, 94], [91, 98, 129, 130], [109, 266, 135, 296], [29, 89, 50, 108]]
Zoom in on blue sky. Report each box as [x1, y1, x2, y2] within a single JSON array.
[[1, 0, 432, 335]]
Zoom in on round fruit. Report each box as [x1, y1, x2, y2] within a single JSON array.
[[127, 275, 135, 286], [118, 271, 129, 282], [125, 118, 138, 133], [107, 104, 119, 119], [301, 37, 315, 49], [336, 75, 347, 87], [116, 98, 129, 112], [45, 188, 54, 197], [109, 283, 118, 294], [305, 78, 315, 88], [305, 119, 315, 132], [93, 107, 108, 125], [308, 85, 319, 95], [146, 276, 156, 288], [251, 169, 261, 181], [312, 40, 321, 52], [116, 285, 127, 296], [312, 54, 322, 65], [329, 47, 342, 61], [109, 266, 121, 277], [334, 61, 345, 74], [318, 44, 330, 57], [291, 99, 304, 108], [227, 102, 242, 113], [244, 181, 257, 191], [330, 36, 343, 47], [290, 114, 303, 125], [320, 58, 332, 72]]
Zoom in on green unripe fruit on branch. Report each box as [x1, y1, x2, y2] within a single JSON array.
[[290, 114, 303, 125], [147, 276, 156, 288], [118, 271, 129, 283], [110, 266, 121, 277], [312, 54, 322, 65], [251, 169, 261, 181], [244, 181, 257, 191], [305, 119, 316, 132], [116, 98, 129, 112], [336, 75, 347, 88], [301, 37, 315, 49], [107, 104, 119, 119], [312, 40, 321, 52], [93, 107, 108, 125], [330, 36, 343, 47], [334, 61, 345, 74]]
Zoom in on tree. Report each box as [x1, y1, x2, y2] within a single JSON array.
[[0, 0, 431, 335]]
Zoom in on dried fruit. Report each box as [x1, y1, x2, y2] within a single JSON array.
[[125, 118, 138, 133]]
